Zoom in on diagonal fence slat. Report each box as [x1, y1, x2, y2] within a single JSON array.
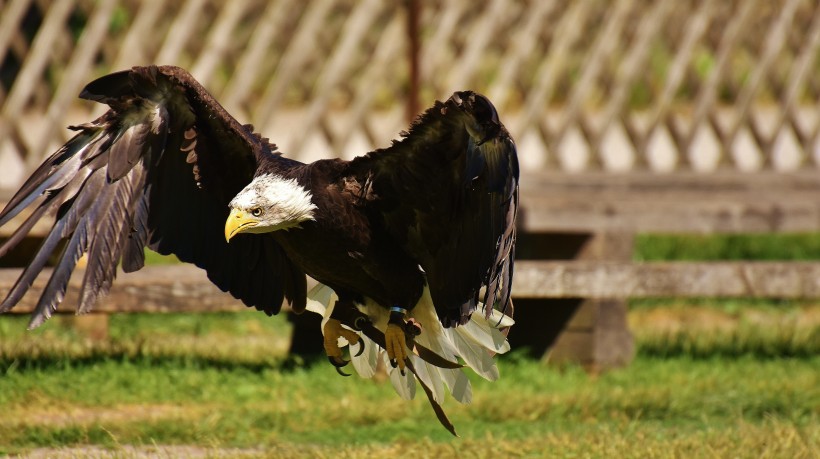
[[1, 0, 820, 188], [443, 0, 510, 94], [288, 0, 386, 157], [638, 0, 714, 168], [333, 12, 406, 156], [515, 0, 594, 169], [551, 0, 634, 169], [110, 0, 168, 70], [684, 0, 758, 168], [27, 0, 117, 166], [253, 0, 334, 130], [486, 0, 556, 110], [0, 0, 76, 163], [220, 0, 295, 117], [189, 0, 251, 88], [777, 6, 820, 167], [724, 0, 801, 168], [0, 0, 33, 93], [594, 0, 672, 169], [154, 0, 208, 66]]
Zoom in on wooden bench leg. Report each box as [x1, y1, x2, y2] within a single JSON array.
[[287, 310, 325, 358], [543, 298, 633, 370], [511, 231, 635, 370]]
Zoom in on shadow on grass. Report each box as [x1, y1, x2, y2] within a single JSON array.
[[1, 347, 329, 375], [3, 337, 818, 377]]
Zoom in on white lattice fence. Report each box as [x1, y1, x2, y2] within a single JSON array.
[[1, 0, 819, 189], [420, 0, 820, 172], [0, 0, 412, 188]]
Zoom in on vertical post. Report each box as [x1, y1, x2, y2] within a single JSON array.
[[405, 0, 420, 122], [509, 231, 635, 371]]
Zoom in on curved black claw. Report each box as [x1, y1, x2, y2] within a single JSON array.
[[328, 355, 351, 377], [353, 339, 365, 357], [335, 366, 351, 377], [388, 358, 406, 376]]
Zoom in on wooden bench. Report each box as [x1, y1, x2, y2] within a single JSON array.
[[510, 170, 820, 369], [3, 171, 820, 368]]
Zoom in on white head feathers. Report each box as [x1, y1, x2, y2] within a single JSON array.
[[229, 174, 317, 231]]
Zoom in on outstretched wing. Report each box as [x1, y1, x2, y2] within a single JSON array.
[[346, 91, 518, 327], [0, 65, 306, 328]]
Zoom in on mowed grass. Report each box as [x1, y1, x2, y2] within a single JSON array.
[[0, 310, 817, 458], [0, 235, 818, 457]]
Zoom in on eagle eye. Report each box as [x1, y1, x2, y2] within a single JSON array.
[[251, 208, 262, 217]]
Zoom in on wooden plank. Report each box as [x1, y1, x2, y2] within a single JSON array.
[[3, 260, 820, 316], [520, 171, 820, 195], [514, 260, 820, 299], [520, 194, 820, 233], [518, 171, 820, 233], [0, 265, 247, 315]]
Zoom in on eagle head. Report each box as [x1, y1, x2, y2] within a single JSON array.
[[224, 174, 317, 242]]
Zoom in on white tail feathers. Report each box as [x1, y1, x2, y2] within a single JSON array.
[[306, 283, 513, 405], [386, 353, 416, 400]]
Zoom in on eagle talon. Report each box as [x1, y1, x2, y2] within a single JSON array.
[[385, 322, 409, 373], [328, 355, 349, 368], [335, 367, 351, 377], [328, 356, 351, 377], [323, 318, 361, 376], [353, 339, 365, 357]]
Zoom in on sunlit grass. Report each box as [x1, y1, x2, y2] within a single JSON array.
[[0, 355, 817, 457], [0, 312, 293, 370], [635, 233, 820, 261], [1, 237, 819, 456], [0, 308, 818, 457], [631, 303, 820, 358]]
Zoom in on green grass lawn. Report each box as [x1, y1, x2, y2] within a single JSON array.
[[0, 310, 817, 458], [0, 350, 817, 457], [0, 237, 819, 457]]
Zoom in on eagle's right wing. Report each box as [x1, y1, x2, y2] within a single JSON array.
[[345, 92, 518, 327], [0, 66, 306, 328]]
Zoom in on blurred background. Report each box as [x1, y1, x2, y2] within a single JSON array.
[[0, 1, 818, 456], [0, 0, 818, 188]]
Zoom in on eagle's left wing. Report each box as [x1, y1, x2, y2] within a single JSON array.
[[345, 92, 518, 327], [0, 66, 306, 328]]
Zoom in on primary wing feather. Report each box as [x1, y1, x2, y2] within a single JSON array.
[[0, 65, 305, 326], [346, 91, 518, 326]]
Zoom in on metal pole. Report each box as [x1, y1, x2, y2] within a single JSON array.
[[405, 0, 420, 122]]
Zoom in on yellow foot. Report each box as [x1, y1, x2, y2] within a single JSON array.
[[385, 322, 408, 374], [323, 318, 363, 376]]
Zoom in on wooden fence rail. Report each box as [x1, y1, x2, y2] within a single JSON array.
[[4, 261, 820, 316], [1, 0, 820, 190]]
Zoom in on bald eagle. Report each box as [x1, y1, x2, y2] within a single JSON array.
[[0, 66, 518, 434]]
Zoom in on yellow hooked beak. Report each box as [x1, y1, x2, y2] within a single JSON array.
[[225, 208, 260, 242]]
